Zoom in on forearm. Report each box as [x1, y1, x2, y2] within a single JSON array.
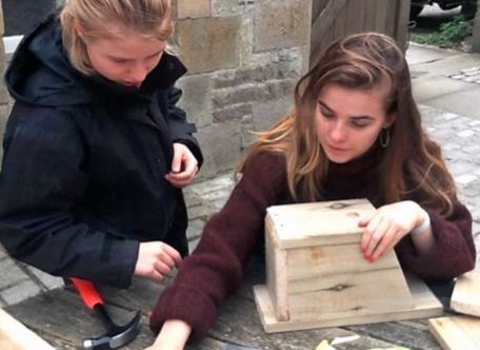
[[410, 207, 435, 254], [151, 320, 191, 350]]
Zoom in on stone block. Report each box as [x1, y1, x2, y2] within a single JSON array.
[[213, 103, 252, 122], [25, 265, 64, 290], [0, 258, 29, 290], [212, 0, 239, 16], [177, 0, 211, 19], [188, 236, 201, 252], [1, 279, 42, 305], [214, 62, 299, 89], [184, 188, 202, 207], [187, 204, 213, 221], [213, 84, 274, 109], [176, 17, 241, 74], [195, 122, 242, 179], [214, 78, 295, 113], [189, 173, 235, 196], [254, 1, 311, 52], [252, 96, 293, 132], [177, 74, 213, 128], [241, 114, 256, 150], [0, 245, 7, 259], [186, 223, 202, 241]]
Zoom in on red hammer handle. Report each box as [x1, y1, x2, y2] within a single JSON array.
[[71, 277, 103, 310]]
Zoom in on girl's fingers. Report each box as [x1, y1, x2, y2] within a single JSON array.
[[364, 217, 389, 258], [370, 224, 397, 260], [358, 210, 376, 227], [361, 215, 381, 251]]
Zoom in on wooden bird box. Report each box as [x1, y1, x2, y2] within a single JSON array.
[[253, 199, 443, 333]]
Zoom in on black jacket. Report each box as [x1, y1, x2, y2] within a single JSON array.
[[0, 17, 203, 287]]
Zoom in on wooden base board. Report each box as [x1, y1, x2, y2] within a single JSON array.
[[428, 316, 480, 350], [253, 275, 443, 333], [450, 271, 480, 317], [0, 308, 54, 350]]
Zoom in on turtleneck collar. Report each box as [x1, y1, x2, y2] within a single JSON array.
[[327, 141, 384, 177]]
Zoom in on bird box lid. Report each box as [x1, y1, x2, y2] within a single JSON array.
[[265, 198, 376, 249]]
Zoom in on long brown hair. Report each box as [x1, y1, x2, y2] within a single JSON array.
[[60, 0, 173, 75], [238, 32, 456, 215]]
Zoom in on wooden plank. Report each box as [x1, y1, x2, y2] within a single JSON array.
[[333, 6, 346, 40], [286, 241, 404, 294], [265, 226, 289, 321], [344, 0, 364, 36], [428, 316, 480, 350], [254, 275, 443, 333], [394, 0, 411, 51], [266, 199, 375, 249], [5, 283, 234, 350], [284, 240, 412, 313], [211, 292, 403, 350], [374, 0, 388, 33], [0, 308, 55, 350], [5, 288, 156, 349], [473, 0, 480, 53], [450, 271, 480, 317], [363, 0, 378, 32], [311, 0, 349, 64], [312, 0, 330, 21], [286, 248, 413, 316], [348, 320, 441, 350]]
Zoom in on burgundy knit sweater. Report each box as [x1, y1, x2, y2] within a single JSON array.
[[149, 151, 476, 341]]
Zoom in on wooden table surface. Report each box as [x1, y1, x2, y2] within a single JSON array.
[[5, 260, 449, 350]]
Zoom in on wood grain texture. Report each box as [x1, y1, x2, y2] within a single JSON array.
[[265, 226, 289, 321], [428, 316, 480, 350], [0, 308, 55, 350], [254, 275, 443, 333], [5, 263, 443, 350], [450, 271, 480, 317], [266, 199, 375, 249]]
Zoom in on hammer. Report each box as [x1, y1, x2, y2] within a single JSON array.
[[71, 278, 141, 350]]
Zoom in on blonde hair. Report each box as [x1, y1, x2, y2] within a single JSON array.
[[238, 33, 456, 216], [59, 0, 174, 75]]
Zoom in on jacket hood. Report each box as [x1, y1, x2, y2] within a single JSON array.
[[5, 15, 187, 107]]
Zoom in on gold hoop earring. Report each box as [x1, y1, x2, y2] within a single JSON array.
[[380, 128, 390, 148]]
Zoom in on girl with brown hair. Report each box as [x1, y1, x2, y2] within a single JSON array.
[[0, 0, 202, 287], [146, 32, 475, 350]]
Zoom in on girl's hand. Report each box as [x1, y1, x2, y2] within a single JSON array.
[[165, 143, 198, 188], [359, 201, 427, 262], [134, 242, 182, 282]]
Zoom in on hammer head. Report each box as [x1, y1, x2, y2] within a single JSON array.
[[83, 310, 142, 350]]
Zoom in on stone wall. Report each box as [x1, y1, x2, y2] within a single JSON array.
[[174, 0, 311, 179], [0, 0, 312, 178]]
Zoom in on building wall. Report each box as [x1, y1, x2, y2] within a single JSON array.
[[174, 0, 311, 178], [0, 0, 312, 178]]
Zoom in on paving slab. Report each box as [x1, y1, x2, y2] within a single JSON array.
[[409, 50, 480, 79], [406, 42, 458, 65], [412, 76, 473, 102], [419, 86, 480, 119]]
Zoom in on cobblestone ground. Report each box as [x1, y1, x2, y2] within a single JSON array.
[[0, 105, 479, 308]]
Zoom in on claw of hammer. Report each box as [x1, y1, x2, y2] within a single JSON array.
[[71, 278, 142, 350]]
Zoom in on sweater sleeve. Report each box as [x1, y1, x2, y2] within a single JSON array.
[[396, 197, 476, 280], [149, 152, 288, 340]]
